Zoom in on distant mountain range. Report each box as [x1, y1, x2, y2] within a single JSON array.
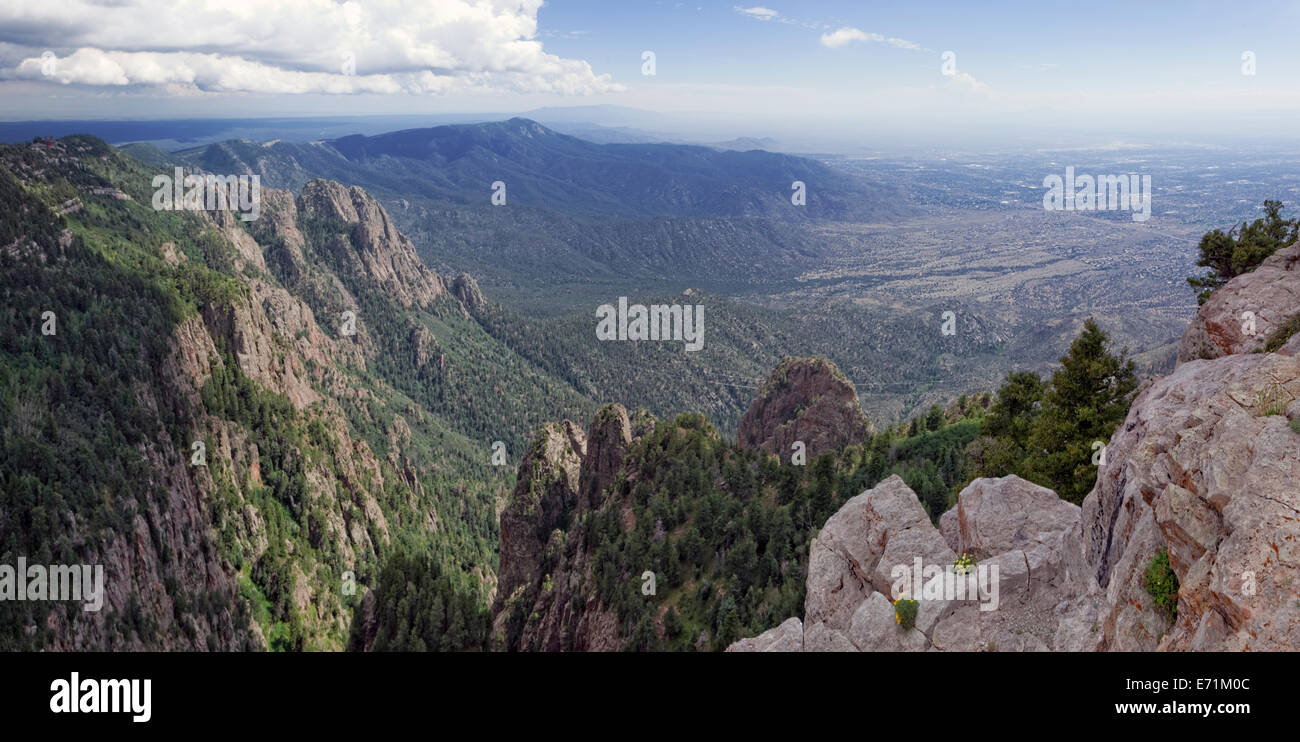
[[123, 118, 912, 291], [119, 118, 1182, 426]]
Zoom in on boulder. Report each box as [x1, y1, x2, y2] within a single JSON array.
[[1082, 348, 1300, 651], [726, 617, 804, 652], [1178, 241, 1300, 363], [734, 474, 1106, 652]]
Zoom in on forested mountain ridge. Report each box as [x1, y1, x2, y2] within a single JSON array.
[[490, 357, 1004, 651], [0, 135, 596, 650], [493, 244, 1300, 651], [165, 118, 906, 221], [140, 118, 914, 288]]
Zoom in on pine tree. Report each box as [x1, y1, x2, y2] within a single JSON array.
[[925, 404, 945, 432], [715, 596, 741, 649], [1187, 200, 1298, 304], [1023, 319, 1137, 504], [976, 370, 1044, 480]]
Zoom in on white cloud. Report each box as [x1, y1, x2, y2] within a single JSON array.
[[886, 38, 921, 51], [819, 26, 926, 52], [820, 27, 880, 48], [0, 0, 622, 95], [734, 6, 779, 21]]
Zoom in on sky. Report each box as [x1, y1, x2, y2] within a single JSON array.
[[2, 0, 1299, 145]]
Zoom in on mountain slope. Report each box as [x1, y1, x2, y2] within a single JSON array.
[[489, 357, 989, 651], [0, 135, 597, 650], [160, 119, 914, 288]]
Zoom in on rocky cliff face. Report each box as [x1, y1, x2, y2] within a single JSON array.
[[96, 179, 449, 649], [1084, 333, 1300, 650], [493, 419, 586, 618], [2, 138, 500, 650], [1178, 241, 1300, 362], [492, 405, 636, 652], [737, 357, 872, 460], [732, 261, 1300, 652], [731, 474, 1103, 652], [295, 179, 446, 309]]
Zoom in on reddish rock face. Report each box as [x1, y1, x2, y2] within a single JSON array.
[[295, 179, 446, 309], [737, 357, 872, 460], [1178, 241, 1300, 363]]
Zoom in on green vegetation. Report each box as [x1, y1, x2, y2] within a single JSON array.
[[973, 318, 1137, 505], [1143, 548, 1180, 622], [502, 396, 994, 651], [0, 136, 524, 649], [345, 551, 489, 651], [1187, 199, 1298, 304], [894, 597, 918, 630], [501, 315, 1135, 649], [1255, 382, 1289, 417], [954, 553, 975, 574], [1263, 313, 1300, 353], [0, 143, 257, 649]]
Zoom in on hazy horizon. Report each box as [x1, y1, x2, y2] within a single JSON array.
[[4, 1, 1299, 151]]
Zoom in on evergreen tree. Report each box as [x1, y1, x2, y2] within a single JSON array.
[[925, 404, 945, 432], [715, 596, 741, 650], [1187, 200, 1298, 304], [1023, 319, 1137, 504], [976, 371, 1045, 479]]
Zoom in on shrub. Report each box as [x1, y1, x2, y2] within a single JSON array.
[[894, 597, 919, 630], [1264, 314, 1300, 353], [1143, 548, 1180, 622], [1187, 200, 1299, 304], [1255, 382, 1289, 417], [954, 553, 976, 575]]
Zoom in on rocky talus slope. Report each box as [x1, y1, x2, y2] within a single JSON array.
[[731, 262, 1300, 652]]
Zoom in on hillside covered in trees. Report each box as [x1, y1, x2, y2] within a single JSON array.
[[492, 320, 1143, 651], [4, 132, 1288, 653]]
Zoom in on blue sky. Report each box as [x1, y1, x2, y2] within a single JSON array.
[[536, 1, 1300, 118], [538, 0, 1299, 88], [2, 0, 1298, 142]]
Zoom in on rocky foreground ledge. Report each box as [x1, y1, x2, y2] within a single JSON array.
[[731, 329, 1300, 651]]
